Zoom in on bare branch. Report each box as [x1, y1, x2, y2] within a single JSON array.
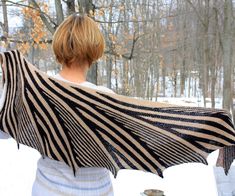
[[30, 0, 56, 34], [5, 0, 57, 34], [128, 32, 140, 60], [1, 37, 52, 44], [95, 19, 153, 24]]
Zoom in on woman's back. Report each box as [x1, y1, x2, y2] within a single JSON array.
[[32, 74, 114, 196]]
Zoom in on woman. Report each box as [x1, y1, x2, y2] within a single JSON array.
[[1, 14, 114, 196]]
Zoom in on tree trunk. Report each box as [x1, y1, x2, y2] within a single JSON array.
[[146, 76, 150, 100], [105, 0, 114, 89], [1, 0, 10, 49], [106, 56, 112, 89], [87, 62, 97, 84], [66, 0, 76, 15], [211, 2, 219, 109], [188, 73, 191, 98], [202, 0, 210, 107], [180, 1, 187, 96], [122, 60, 129, 95], [77, 0, 97, 84], [222, 0, 233, 113], [134, 57, 142, 98], [155, 0, 161, 101], [114, 56, 118, 93], [79, 0, 93, 14], [55, 0, 64, 25], [162, 65, 166, 97]]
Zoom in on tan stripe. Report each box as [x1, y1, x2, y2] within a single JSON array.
[[24, 66, 75, 169], [17, 52, 45, 155], [40, 78, 119, 171], [54, 85, 163, 173], [8, 52, 18, 138], [100, 108, 194, 165], [28, 62, 208, 165], [42, 85, 117, 171], [123, 122, 203, 163], [62, 117, 107, 167], [100, 107, 207, 165], [91, 91, 234, 134], [27, 91, 61, 160], [79, 102, 204, 162], [35, 115, 54, 158], [113, 151, 133, 169], [173, 127, 231, 146], [18, 89, 45, 155], [98, 131, 146, 171], [78, 109, 153, 170], [52, 99, 110, 168], [147, 143, 189, 165], [45, 81, 165, 172], [94, 105, 208, 158], [143, 117, 235, 145], [197, 141, 223, 151], [20, 106, 41, 151], [70, 114, 119, 172], [79, 109, 152, 171], [2, 52, 17, 139], [20, 59, 234, 174], [62, 115, 111, 168], [140, 113, 235, 134]]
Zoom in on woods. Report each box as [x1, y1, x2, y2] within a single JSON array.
[[1, 0, 235, 114]]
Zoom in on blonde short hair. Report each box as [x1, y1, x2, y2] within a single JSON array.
[[52, 14, 105, 67]]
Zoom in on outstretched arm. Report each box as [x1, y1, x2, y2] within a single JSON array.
[[0, 50, 235, 177], [0, 53, 10, 139]]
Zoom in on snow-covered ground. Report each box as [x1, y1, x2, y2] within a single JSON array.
[[0, 138, 220, 196], [0, 97, 234, 196]]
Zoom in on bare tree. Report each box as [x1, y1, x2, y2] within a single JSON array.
[[2, 0, 235, 108], [222, 0, 233, 113], [1, 0, 10, 49]]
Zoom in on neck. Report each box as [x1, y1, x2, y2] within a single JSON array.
[[59, 61, 89, 84]]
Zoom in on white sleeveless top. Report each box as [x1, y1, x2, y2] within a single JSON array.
[[32, 74, 114, 196]]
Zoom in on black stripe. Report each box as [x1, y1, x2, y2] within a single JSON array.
[[47, 78, 163, 175], [23, 64, 71, 165]]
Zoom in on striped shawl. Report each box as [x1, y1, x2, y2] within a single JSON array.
[[0, 50, 235, 177]]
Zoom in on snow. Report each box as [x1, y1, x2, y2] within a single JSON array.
[[0, 97, 233, 196], [0, 139, 220, 196]]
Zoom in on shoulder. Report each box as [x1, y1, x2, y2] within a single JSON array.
[[81, 82, 115, 94], [52, 74, 114, 94]]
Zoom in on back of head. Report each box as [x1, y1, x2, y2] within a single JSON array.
[[52, 14, 105, 67]]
